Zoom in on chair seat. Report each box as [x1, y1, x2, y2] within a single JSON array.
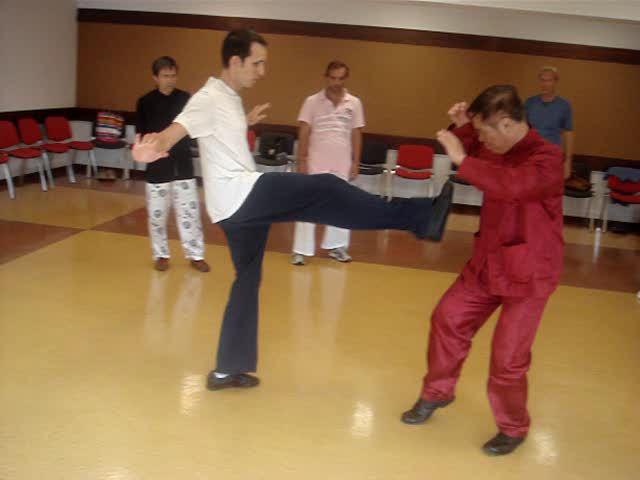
[[564, 187, 593, 198], [67, 141, 94, 150], [6, 147, 42, 159], [395, 167, 432, 180], [41, 143, 70, 153], [0, 152, 8, 164], [94, 139, 127, 149], [359, 165, 385, 175], [611, 191, 640, 204], [609, 176, 640, 194]]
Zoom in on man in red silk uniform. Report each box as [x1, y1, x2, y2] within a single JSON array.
[[401, 85, 564, 456]]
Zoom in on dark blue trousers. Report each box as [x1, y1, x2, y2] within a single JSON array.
[[216, 172, 433, 374]]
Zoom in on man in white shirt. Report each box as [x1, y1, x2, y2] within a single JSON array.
[[291, 60, 365, 265], [132, 29, 453, 391]]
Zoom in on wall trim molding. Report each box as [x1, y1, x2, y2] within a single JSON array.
[[77, 8, 640, 65]]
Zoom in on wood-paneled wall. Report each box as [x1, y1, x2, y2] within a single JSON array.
[[76, 12, 640, 162]]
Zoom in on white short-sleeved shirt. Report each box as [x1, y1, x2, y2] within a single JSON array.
[[298, 90, 365, 178], [174, 77, 262, 222]]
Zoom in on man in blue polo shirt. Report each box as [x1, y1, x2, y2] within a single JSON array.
[[525, 66, 574, 179]]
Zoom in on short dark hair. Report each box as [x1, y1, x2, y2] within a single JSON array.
[[152, 56, 178, 76], [468, 85, 525, 123], [221, 29, 267, 68], [325, 60, 349, 77]]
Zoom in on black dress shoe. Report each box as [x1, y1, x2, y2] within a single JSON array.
[[206, 372, 260, 391], [482, 432, 525, 456], [425, 181, 453, 241], [401, 396, 454, 424]]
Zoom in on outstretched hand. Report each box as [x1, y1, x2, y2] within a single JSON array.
[[247, 103, 271, 126], [131, 134, 169, 164]]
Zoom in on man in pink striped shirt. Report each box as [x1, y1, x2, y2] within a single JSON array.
[[291, 60, 365, 265]]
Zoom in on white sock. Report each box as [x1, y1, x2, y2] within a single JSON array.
[[214, 372, 229, 379]]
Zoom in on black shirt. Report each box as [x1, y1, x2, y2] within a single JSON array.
[[136, 88, 194, 183]]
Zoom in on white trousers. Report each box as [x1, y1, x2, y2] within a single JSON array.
[[146, 179, 205, 260], [292, 172, 351, 256]]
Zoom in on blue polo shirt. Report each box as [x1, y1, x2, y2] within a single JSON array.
[[524, 95, 573, 146]]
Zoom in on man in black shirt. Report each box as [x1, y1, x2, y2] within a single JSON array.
[[136, 56, 209, 272]]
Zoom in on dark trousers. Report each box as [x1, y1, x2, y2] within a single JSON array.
[[216, 172, 433, 374]]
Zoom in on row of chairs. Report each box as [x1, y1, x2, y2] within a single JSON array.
[[0, 116, 98, 198], [557, 163, 640, 232], [251, 132, 639, 231], [4, 119, 638, 229], [246, 131, 440, 199], [358, 141, 439, 199]]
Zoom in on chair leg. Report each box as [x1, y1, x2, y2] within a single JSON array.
[[122, 148, 130, 180], [42, 151, 55, 188], [66, 163, 76, 183], [19, 159, 26, 185], [587, 196, 594, 231], [601, 194, 610, 233], [90, 150, 99, 177], [2, 164, 15, 199], [385, 172, 393, 202], [67, 150, 77, 183], [36, 157, 48, 191], [85, 150, 92, 178]]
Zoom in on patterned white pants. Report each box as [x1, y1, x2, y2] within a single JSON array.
[[145, 179, 205, 260]]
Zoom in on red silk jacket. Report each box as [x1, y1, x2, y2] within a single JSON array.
[[455, 123, 565, 298]]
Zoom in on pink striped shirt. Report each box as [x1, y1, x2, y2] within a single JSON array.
[[298, 90, 365, 178]]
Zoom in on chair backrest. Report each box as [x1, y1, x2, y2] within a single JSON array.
[[94, 111, 125, 143], [247, 130, 257, 153], [361, 139, 388, 165], [0, 120, 21, 149], [572, 160, 591, 180], [259, 131, 295, 159], [397, 144, 434, 169], [17, 118, 43, 145], [44, 116, 72, 142]]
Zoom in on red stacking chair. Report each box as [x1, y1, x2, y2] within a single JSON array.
[[0, 120, 48, 193], [387, 144, 434, 200], [44, 116, 98, 178], [17, 117, 72, 186]]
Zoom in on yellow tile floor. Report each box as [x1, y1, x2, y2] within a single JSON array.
[[1, 230, 638, 479]]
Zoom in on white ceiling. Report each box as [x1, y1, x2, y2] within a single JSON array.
[[409, 1, 640, 23], [76, 0, 640, 50], [77, 0, 640, 23]]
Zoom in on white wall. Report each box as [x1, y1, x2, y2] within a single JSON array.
[[0, 0, 77, 112], [76, 0, 640, 50]]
